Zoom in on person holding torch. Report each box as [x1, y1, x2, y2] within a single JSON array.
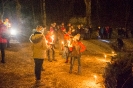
[[4, 18, 11, 48], [62, 32, 72, 63], [45, 31, 56, 62], [69, 34, 86, 74]]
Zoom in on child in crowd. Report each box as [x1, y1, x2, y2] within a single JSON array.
[[69, 34, 86, 74]]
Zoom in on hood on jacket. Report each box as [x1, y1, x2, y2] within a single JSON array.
[[29, 32, 43, 43]]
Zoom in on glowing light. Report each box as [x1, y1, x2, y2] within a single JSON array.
[[112, 51, 117, 56], [46, 40, 48, 43], [8, 23, 11, 27], [68, 40, 72, 47], [51, 35, 54, 43], [62, 41, 64, 44], [99, 39, 110, 43], [104, 55, 106, 59], [94, 75, 97, 83], [10, 29, 17, 35], [112, 51, 114, 54]]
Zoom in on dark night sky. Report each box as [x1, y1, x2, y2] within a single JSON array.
[[1, 0, 133, 27], [45, 0, 133, 27], [45, 0, 86, 24]]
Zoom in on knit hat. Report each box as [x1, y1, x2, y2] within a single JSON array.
[[74, 34, 80, 40], [36, 25, 43, 32]]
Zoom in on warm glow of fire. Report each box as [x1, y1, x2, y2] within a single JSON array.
[[94, 75, 97, 79], [104, 55, 106, 58], [51, 35, 54, 40], [62, 41, 64, 44]]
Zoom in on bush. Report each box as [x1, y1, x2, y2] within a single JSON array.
[[69, 17, 86, 25], [103, 53, 133, 88]]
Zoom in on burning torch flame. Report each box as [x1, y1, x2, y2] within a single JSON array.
[[62, 41, 64, 44], [104, 55, 106, 58], [94, 75, 97, 83]]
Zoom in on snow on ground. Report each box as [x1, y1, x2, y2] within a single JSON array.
[[0, 39, 132, 88]]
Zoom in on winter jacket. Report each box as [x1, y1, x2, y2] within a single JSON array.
[[30, 32, 47, 59], [69, 41, 86, 57], [45, 32, 53, 45], [0, 23, 7, 43]]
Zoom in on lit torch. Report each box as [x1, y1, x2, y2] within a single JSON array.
[[62, 41, 64, 45], [104, 54, 106, 59], [94, 75, 97, 83], [8, 23, 11, 28], [68, 40, 70, 47], [112, 51, 114, 54], [51, 35, 54, 43]]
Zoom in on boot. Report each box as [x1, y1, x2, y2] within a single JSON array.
[[65, 59, 68, 63], [78, 66, 81, 75], [48, 59, 52, 62], [1, 57, 5, 63], [48, 54, 52, 62], [1, 60, 5, 63], [52, 56, 57, 61], [53, 58, 57, 61], [69, 65, 73, 73]]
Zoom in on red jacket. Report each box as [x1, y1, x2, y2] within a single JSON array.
[[64, 33, 70, 40], [0, 23, 7, 43], [69, 41, 86, 53], [45, 32, 53, 45]]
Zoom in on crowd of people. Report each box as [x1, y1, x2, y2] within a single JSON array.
[[29, 22, 87, 83], [29, 22, 133, 83], [1, 19, 132, 84]]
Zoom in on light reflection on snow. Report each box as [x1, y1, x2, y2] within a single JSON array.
[[99, 39, 110, 43], [81, 79, 102, 88], [98, 58, 110, 62]]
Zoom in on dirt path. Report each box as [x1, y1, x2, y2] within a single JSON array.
[[0, 40, 115, 88], [38, 40, 114, 88]]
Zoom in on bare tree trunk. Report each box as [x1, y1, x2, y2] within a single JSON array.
[[125, 2, 130, 38], [15, 0, 21, 30], [96, 0, 101, 26], [125, 1, 130, 29], [84, 0, 91, 26], [42, 0, 46, 26], [0, 0, 8, 21], [31, 0, 35, 26], [40, 0, 43, 24]]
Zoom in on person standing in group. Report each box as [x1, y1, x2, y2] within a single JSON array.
[[29, 25, 47, 83], [69, 34, 86, 74], [0, 20, 8, 63], [4, 18, 11, 48], [62, 32, 72, 63], [45, 31, 56, 62]]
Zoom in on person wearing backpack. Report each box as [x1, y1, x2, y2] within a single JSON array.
[[69, 34, 86, 74]]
